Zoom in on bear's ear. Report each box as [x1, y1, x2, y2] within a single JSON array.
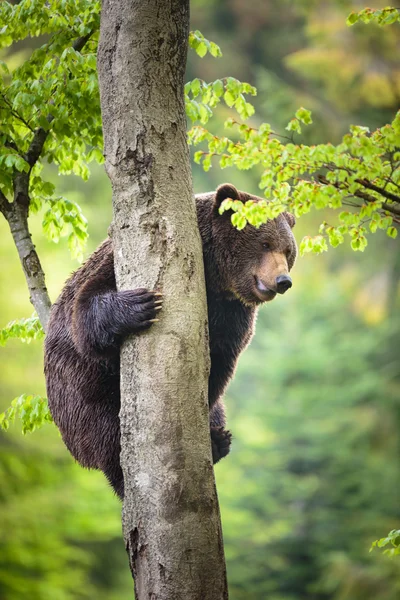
[[283, 212, 296, 229], [214, 183, 240, 211]]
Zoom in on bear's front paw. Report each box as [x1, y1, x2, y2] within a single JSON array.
[[117, 288, 162, 333], [210, 426, 232, 464]]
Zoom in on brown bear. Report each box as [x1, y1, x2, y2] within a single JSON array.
[[44, 184, 297, 499]]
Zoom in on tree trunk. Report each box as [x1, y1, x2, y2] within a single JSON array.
[[97, 1, 228, 599]]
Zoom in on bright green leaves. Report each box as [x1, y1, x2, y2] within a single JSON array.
[[370, 530, 400, 557], [223, 77, 256, 120], [0, 394, 52, 434], [0, 1, 101, 260], [0, 315, 44, 346], [191, 109, 400, 252], [286, 118, 302, 134], [0, 151, 29, 173], [347, 7, 400, 27], [0, 314, 49, 434], [299, 235, 328, 256], [185, 76, 256, 125], [42, 197, 88, 261], [0, 0, 101, 48], [189, 30, 222, 58], [286, 107, 313, 135], [219, 197, 286, 231], [296, 107, 313, 125]]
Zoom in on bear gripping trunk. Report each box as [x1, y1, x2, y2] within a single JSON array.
[[97, 1, 228, 599]]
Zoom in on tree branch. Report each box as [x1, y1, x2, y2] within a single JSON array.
[[356, 178, 400, 204], [318, 175, 400, 217], [1, 200, 51, 330]]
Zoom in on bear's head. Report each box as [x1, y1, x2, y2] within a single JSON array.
[[212, 183, 297, 306]]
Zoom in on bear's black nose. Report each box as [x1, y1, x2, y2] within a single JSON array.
[[276, 274, 292, 294]]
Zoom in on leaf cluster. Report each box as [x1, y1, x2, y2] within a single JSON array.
[[0, 315, 44, 346], [370, 530, 400, 557], [347, 7, 400, 27], [0, 0, 100, 256], [190, 109, 400, 254], [185, 76, 256, 126], [0, 393, 52, 434], [188, 30, 222, 59]]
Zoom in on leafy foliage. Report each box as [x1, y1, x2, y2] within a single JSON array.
[[0, 393, 52, 434], [371, 530, 400, 557], [0, 315, 44, 346], [185, 76, 256, 125], [191, 110, 400, 254], [189, 30, 222, 58], [347, 7, 400, 27]]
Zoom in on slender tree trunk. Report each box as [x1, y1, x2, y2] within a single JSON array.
[[97, 2, 228, 599]]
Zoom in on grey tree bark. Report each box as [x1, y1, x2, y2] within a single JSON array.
[[97, 1, 228, 599]]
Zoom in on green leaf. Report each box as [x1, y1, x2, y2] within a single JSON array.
[[295, 107, 312, 125], [212, 79, 224, 98], [224, 90, 235, 108], [191, 78, 201, 97], [231, 212, 247, 230], [286, 118, 301, 134], [387, 226, 398, 239], [346, 11, 359, 26]]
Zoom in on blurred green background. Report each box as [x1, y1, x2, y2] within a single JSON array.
[[1, 1, 400, 598]]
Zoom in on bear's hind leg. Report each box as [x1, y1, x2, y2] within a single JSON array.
[[210, 427, 232, 464], [210, 400, 232, 463]]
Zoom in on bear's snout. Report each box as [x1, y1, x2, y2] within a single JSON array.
[[276, 274, 292, 294]]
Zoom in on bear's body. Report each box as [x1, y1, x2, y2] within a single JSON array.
[[44, 184, 297, 498]]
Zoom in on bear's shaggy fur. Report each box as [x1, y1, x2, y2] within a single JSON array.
[[44, 184, 297, 498]]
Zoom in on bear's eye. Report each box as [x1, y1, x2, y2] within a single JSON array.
[[262, 242, 271, 251]]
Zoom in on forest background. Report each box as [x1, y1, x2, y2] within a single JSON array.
[[0, 0, 399, 599]]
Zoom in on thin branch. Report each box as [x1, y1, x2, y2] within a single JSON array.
[[318, 175, 400, 217], [386, 176, 400, 190], [353, 188, 400, 216], [0, 93, 35, 132], [72, 32, 92, 52], [356, 178, 400, 204]]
